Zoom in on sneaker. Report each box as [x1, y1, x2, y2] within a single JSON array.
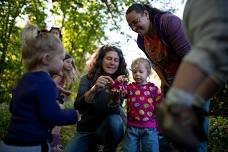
[[156, 102, 207, 148]]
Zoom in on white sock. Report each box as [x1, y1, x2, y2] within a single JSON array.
[[165, 87, 194, 106], [193, 94, 206, 108]]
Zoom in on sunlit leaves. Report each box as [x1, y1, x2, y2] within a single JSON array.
[[209, 116, 228, 151], [0, 0, 46, 103]]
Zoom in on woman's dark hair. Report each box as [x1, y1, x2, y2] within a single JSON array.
[[126, 3, 164, 22], [87, 45, 128, 85], [64, 54, 73, 61], [49, 27, 62, 40]]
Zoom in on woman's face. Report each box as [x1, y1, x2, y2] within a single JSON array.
[[126, 10, 150, 35], [102, 51, 120, 76], [50, 29, 60, 38]]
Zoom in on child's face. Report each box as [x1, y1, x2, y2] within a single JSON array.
[[132, 64, 148, 85], [48, 49, 65, 75], [63, 58, 73, 71]]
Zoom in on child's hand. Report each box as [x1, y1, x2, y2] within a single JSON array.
[[57, 85, 71, 96], [110, 77, 128, 98], [62, 89, 71, 96], [116, 75, 128, 83]]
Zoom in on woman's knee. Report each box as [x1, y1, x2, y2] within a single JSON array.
[[106, 115, 123, 130]]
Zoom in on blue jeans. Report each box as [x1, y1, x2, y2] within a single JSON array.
[[122, 126, 159, 152], [0, 140, 51, 152], [64, 114, 124, 152], [195, 100, 210, 152]]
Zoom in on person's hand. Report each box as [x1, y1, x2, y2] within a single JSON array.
[[156, 102, 207, 148], [110, 76, 128, 104], [62, 89, 71, 96], [116, 75, 128, 83], [92, 76, 114, 92], [85, 76, 114, 103]]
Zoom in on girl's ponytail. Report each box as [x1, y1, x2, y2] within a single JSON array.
[[21, 24, 39, 47]]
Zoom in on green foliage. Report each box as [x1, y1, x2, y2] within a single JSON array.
[[0, 0, 153, 104], [60, 125, 76, 147], [60, 100, 77, 147], [0, 103, 11, 139], [210, 84, 228, 116], [0, 0, 47, 104], [52, 0, 150, 72], [1, 101, 227, 151], [208, 117, 228, 152], [0, 32, 23, 103]]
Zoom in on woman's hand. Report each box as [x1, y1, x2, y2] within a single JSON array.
[[85, 76, 114, 103], [92, 76, 114, 92]]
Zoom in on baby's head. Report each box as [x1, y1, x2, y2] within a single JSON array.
[[21, 24, 65, 74], [131, 57, 151, 84]]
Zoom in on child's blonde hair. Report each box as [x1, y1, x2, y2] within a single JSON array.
[[62, 54, 80, 89], [131, 57, 152, 76], [21, 24, 64, 71]]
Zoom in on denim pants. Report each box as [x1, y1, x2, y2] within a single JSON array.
[[195, 100, 210, 152], [0, 140, 51, 152], [64, 114, 124, 152], [122, 126, 159, 152]]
